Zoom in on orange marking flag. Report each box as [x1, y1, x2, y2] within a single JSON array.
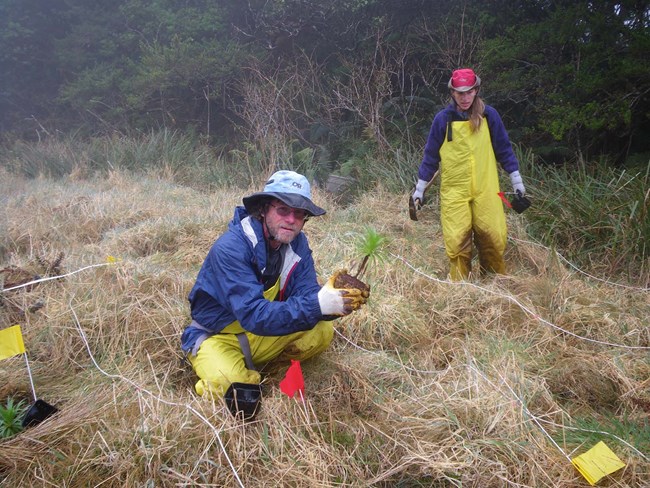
[[572, 441, 626, 486], [0, 325, 26, 360]]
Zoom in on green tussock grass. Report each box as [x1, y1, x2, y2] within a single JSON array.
[[0, 136, 648, 487], [515, 148, 649, 284], [0, 397, 27, 439]]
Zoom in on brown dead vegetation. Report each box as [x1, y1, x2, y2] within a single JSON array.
[[0, 170, 647, 487]]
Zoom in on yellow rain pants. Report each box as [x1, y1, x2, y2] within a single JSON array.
[[439, 118, 507, 280], [188, 280, 334, 397]]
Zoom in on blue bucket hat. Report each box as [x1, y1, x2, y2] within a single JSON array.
[[243, 170, 326, 216]]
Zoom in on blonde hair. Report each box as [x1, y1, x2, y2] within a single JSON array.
[[468, 96, 485, 133], [451, 92, 485, 133]]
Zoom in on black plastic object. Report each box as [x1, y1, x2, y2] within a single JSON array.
[[224, 382, 262, 421], [510, 192, 531, 214], [22, 399, 58, 428]]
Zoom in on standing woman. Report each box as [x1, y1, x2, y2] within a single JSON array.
[[412, 68, 526, 280]]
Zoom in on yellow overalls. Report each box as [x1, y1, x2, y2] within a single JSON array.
[[439, 117, 507, 280], [189, 279, 334, 397]]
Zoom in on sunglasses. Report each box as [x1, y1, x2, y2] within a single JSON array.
[[269, 203, 309, 221]]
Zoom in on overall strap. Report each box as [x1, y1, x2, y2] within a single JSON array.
[[236, 333, 256, 371]]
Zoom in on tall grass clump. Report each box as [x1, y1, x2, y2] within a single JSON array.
[[332, 142, 423, 197], [228, 141, 326, 189], [0, 130, 248, 189], [520, 152, 649, 285], [361, 145, 423, 193], [91, 129, 209, 171], [0, 131, 342, 193], [1, 138, 83, 178]]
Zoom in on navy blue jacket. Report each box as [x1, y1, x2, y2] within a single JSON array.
[[181, 206, 324, 354], [418, 103, 520, 182]]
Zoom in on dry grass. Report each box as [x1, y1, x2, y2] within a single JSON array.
[[0, 168, 648, 487]]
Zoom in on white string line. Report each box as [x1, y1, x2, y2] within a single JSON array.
[[6, 258, 645, 448], [393, 254, 649, 351], [1, 262, 113, 293], [335, 329, 648, 462], [68, 302, 245, 488], [470, 359, 648, 462], [509, 236, 649, 292], [468, 360, 572, 462]]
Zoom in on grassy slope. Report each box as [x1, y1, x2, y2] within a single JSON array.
[[0, 168, 648, 487]]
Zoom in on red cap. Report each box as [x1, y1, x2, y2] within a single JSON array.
[[448, 68, 481, 92]]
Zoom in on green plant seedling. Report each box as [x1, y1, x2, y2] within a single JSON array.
[[0, 397, 27, 439], [332, 227, 388, 292], [352, 227, 388, 280]]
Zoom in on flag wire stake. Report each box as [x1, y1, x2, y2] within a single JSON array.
[[23, 352, 37, 402], [297, 390, 309, 421]]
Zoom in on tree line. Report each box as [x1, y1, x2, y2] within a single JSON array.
[[1, 0, 648, 167]]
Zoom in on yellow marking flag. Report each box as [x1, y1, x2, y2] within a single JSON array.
[[572, 441, 626, 486], [0, 325, 26, 360]]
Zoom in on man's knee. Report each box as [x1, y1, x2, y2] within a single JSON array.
[[283, 321, 334, 360], [190, 336, 261, 397]]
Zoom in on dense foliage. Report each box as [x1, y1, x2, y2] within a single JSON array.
[[1, 0, 649, 166]]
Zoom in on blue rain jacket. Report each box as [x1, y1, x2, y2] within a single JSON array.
[[181, 206, 324, 354]]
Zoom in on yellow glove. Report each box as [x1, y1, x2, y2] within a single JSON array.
[[344, 292, 368, 311], [324, 269, 371, 311]]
